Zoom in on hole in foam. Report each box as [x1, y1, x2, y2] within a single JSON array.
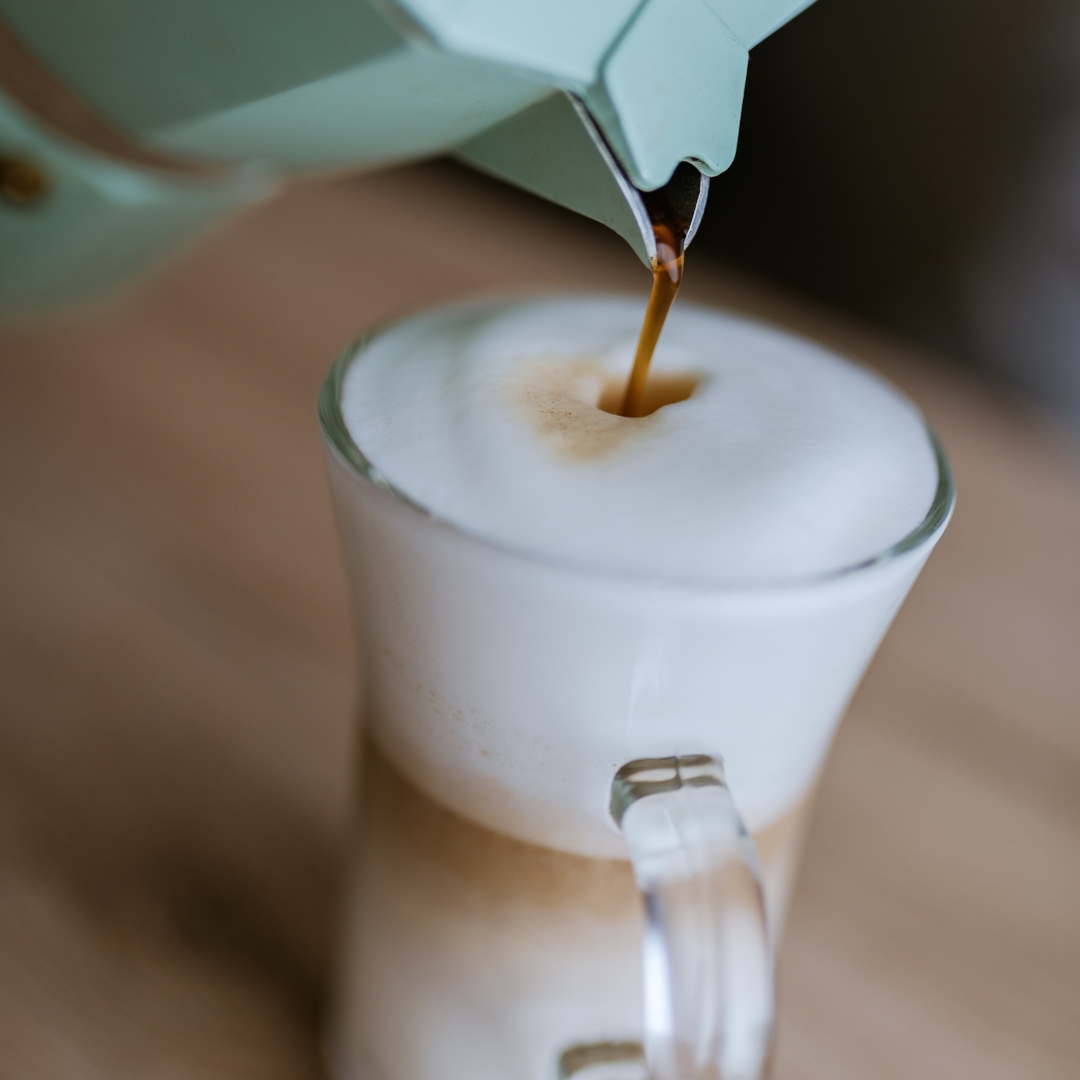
[[507, 360, 703, 462], [596, 372, 700, 417]]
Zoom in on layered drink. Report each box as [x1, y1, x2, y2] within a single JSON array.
[[319, 296, 951, 1080]]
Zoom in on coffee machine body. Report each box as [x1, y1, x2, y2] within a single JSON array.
[[0, 0, 813, 312]]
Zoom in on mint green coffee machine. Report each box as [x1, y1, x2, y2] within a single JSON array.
[[0, 0, 813, 314]]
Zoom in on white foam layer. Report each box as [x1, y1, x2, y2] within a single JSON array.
[[341, 296, 938, 582]]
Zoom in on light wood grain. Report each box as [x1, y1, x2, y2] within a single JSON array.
[[0, 164, 1077, 1079]]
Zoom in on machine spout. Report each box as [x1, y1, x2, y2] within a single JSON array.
[[455, 93, 708, 269]]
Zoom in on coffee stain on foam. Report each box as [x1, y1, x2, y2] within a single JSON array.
[[505, 357, 700, 462]]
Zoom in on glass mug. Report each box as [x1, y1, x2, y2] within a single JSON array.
[[317, 302, 954, 1080]]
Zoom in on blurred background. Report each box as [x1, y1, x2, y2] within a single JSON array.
[[697, 0, 1080, 429], [1, 1, 1079, 1078]]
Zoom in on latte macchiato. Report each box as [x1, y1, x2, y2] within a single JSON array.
[[320, 296, 951, 1080]]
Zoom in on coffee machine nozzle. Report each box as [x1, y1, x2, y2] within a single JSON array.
[[0, 0, 813, 314]]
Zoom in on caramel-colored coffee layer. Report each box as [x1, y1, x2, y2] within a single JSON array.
[[358, 740, 813, 920], [333, 743, 818, 1080], [360, 741, 639, 918]]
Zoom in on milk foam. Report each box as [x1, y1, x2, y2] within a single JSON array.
[[341, 296, 939, 582]]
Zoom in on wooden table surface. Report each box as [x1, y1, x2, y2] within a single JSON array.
[[1, 164, 1077, 1080]]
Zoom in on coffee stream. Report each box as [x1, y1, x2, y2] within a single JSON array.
[[619, 194, 688, 418]]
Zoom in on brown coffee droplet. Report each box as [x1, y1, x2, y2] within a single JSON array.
[[0, 157, 49, 206]]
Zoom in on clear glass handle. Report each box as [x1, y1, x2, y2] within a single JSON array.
[[610, 756, 774, 1080]]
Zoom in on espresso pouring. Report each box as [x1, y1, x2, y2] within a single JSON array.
[[619, 206, 686, 419]]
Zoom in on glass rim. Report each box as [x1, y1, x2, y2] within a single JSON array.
[[318, 305, 955, 594]]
